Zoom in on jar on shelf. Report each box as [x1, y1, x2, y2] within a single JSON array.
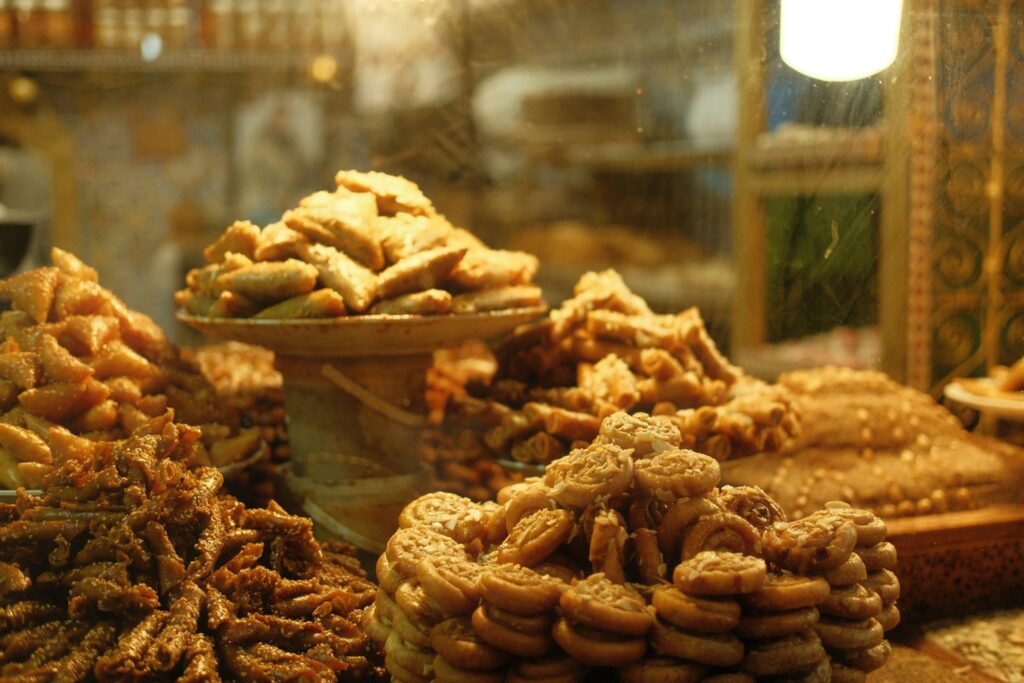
[[166, 0, 189, 49], [92, 0, 120, 49], [204, 0, 234, 50], [122, 0, 144, 49], [42, 0, 74, 48]]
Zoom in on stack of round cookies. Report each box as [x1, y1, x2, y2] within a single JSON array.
[[370, 411, 899, 681]]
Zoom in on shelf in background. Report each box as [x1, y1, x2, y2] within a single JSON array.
[[0, 48, 331, 74], [520, 137, 733, 171], [751, 124, 885, 170]]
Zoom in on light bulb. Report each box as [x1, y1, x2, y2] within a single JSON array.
[[780, 0, 903, 81]]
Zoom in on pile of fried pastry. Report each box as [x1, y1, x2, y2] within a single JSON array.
[[0, 410, 383, 682], [0, 251, 263, 489], [421, 270, 799, 499], [177, 170, 542, 319], [373, 411, 899, 682]]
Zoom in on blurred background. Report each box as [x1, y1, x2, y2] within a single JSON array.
[[0, 0, 1020, 395]]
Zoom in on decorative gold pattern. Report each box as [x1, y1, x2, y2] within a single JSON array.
[[916, 0, 1024, 391]]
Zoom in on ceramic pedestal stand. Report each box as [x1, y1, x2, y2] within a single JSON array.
[[178, 308, 545, 552]]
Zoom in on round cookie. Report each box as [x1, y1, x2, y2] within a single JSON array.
[[813, 617, 884, 651], [855, 542, 898, 572], [673, 551, 766, 596], [498, 508, 575, 567], [472, 604, 553, 658], [716, 485, 788, 532], [386, 526, 469, 577], [433, 654, 506, 683], [822, 553, 868, 587], [617, 657, 707, 683], [819, 583, 883, 621], [680, 513, 762, 560], [862, 569, 900, 604], [734, 606, 819, 640], [544, 442, 634, 509], [430, 617, 511, 671], [651, 586, 741, 634], [478, 564, 566, 615], [649, 619, 743, 668], [634, 448, 720, 499], [399, 491, 488, 544], [552, 617, 648, 667], [740, 628, 824, 677], [741, 573, 831, 612], [559, 573, 653, 637], [763, 512, 858, 573]]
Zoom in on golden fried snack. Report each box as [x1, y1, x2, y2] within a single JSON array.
[[0, 267, 59, 323], [430, 617, 511, 671], [830, 639, 891, 673], [650, 585, 740, 634], [587, 509, 628, 583], [741, 629, 826, 677], [875, 603, 900, 631], [252, 289, 347, 319], [862, 569, 900, 604], [375, 246, 465, 300], [377, 213, 453, 264], [715, 485, 787, 533], [734, 607, 820, 640], [335, 170, 434, 217], [543, 442, 633, 509], [510, 431, 566, 465], [433, 653, 506, 682], [0, 423, 52, 464], [523, 403, 601, 444], [450, 285, 544, 314], [448, 249, 539, 290], [598, 411, 682, 457], [763, 512, 858, 573], [214, 259, 318, 304], [369, 289, 452, 316], [287, 190, 382, 269], [399, 492, 488, 544], [477, 564, 565, 615], [822, 502, 888, 548], [296, 242, 378, 313], [52, 247, 99, 282], [673, 552, 766, 596], [822, 554, 867, 587], [0, 350, 40, 391], [742, 573, 831, 611], [552, 617, 648, 667], [471, 604, 553, 658], [617, 658, 707, 683], [559, 574, 652, 637], [680, 512, 761, 560], [819, 584, 882, 621], [497, 508, 574, 566], [385, 527, 470, 578], [656, 497, 720, 558], [649, 619, 743, 667], [635, 449, 720, 500], [578, 355, 640, 410], [204, 220, 260, 263], [253, 221, 306, 262], [416, 557, 485, 617], [854, 542, 897, 572], [813, 618, 884, 651], [634, 527, 667, 584]]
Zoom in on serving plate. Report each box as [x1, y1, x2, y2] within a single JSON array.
[[177, 306, 547, 358], [944, 380, 1024, 421]]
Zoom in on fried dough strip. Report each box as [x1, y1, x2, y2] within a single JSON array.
[[94, 611, 168, 680], [188, 503, 225, 580], [146, 522, 185, 595], [67, 577, 159, 618], [297, 243, 378, 313], [0, 620, 67, 663], [179, 634, 221, 683], [149, 580, 205, 672], [50, 621, 117, 683], [0, 561, 30, 597]]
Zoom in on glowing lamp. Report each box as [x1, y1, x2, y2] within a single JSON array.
[[780, 0, 903, 81]]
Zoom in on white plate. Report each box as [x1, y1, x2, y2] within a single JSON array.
[[944, 381, 1024, 421], [177, 306, 547, 358]]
